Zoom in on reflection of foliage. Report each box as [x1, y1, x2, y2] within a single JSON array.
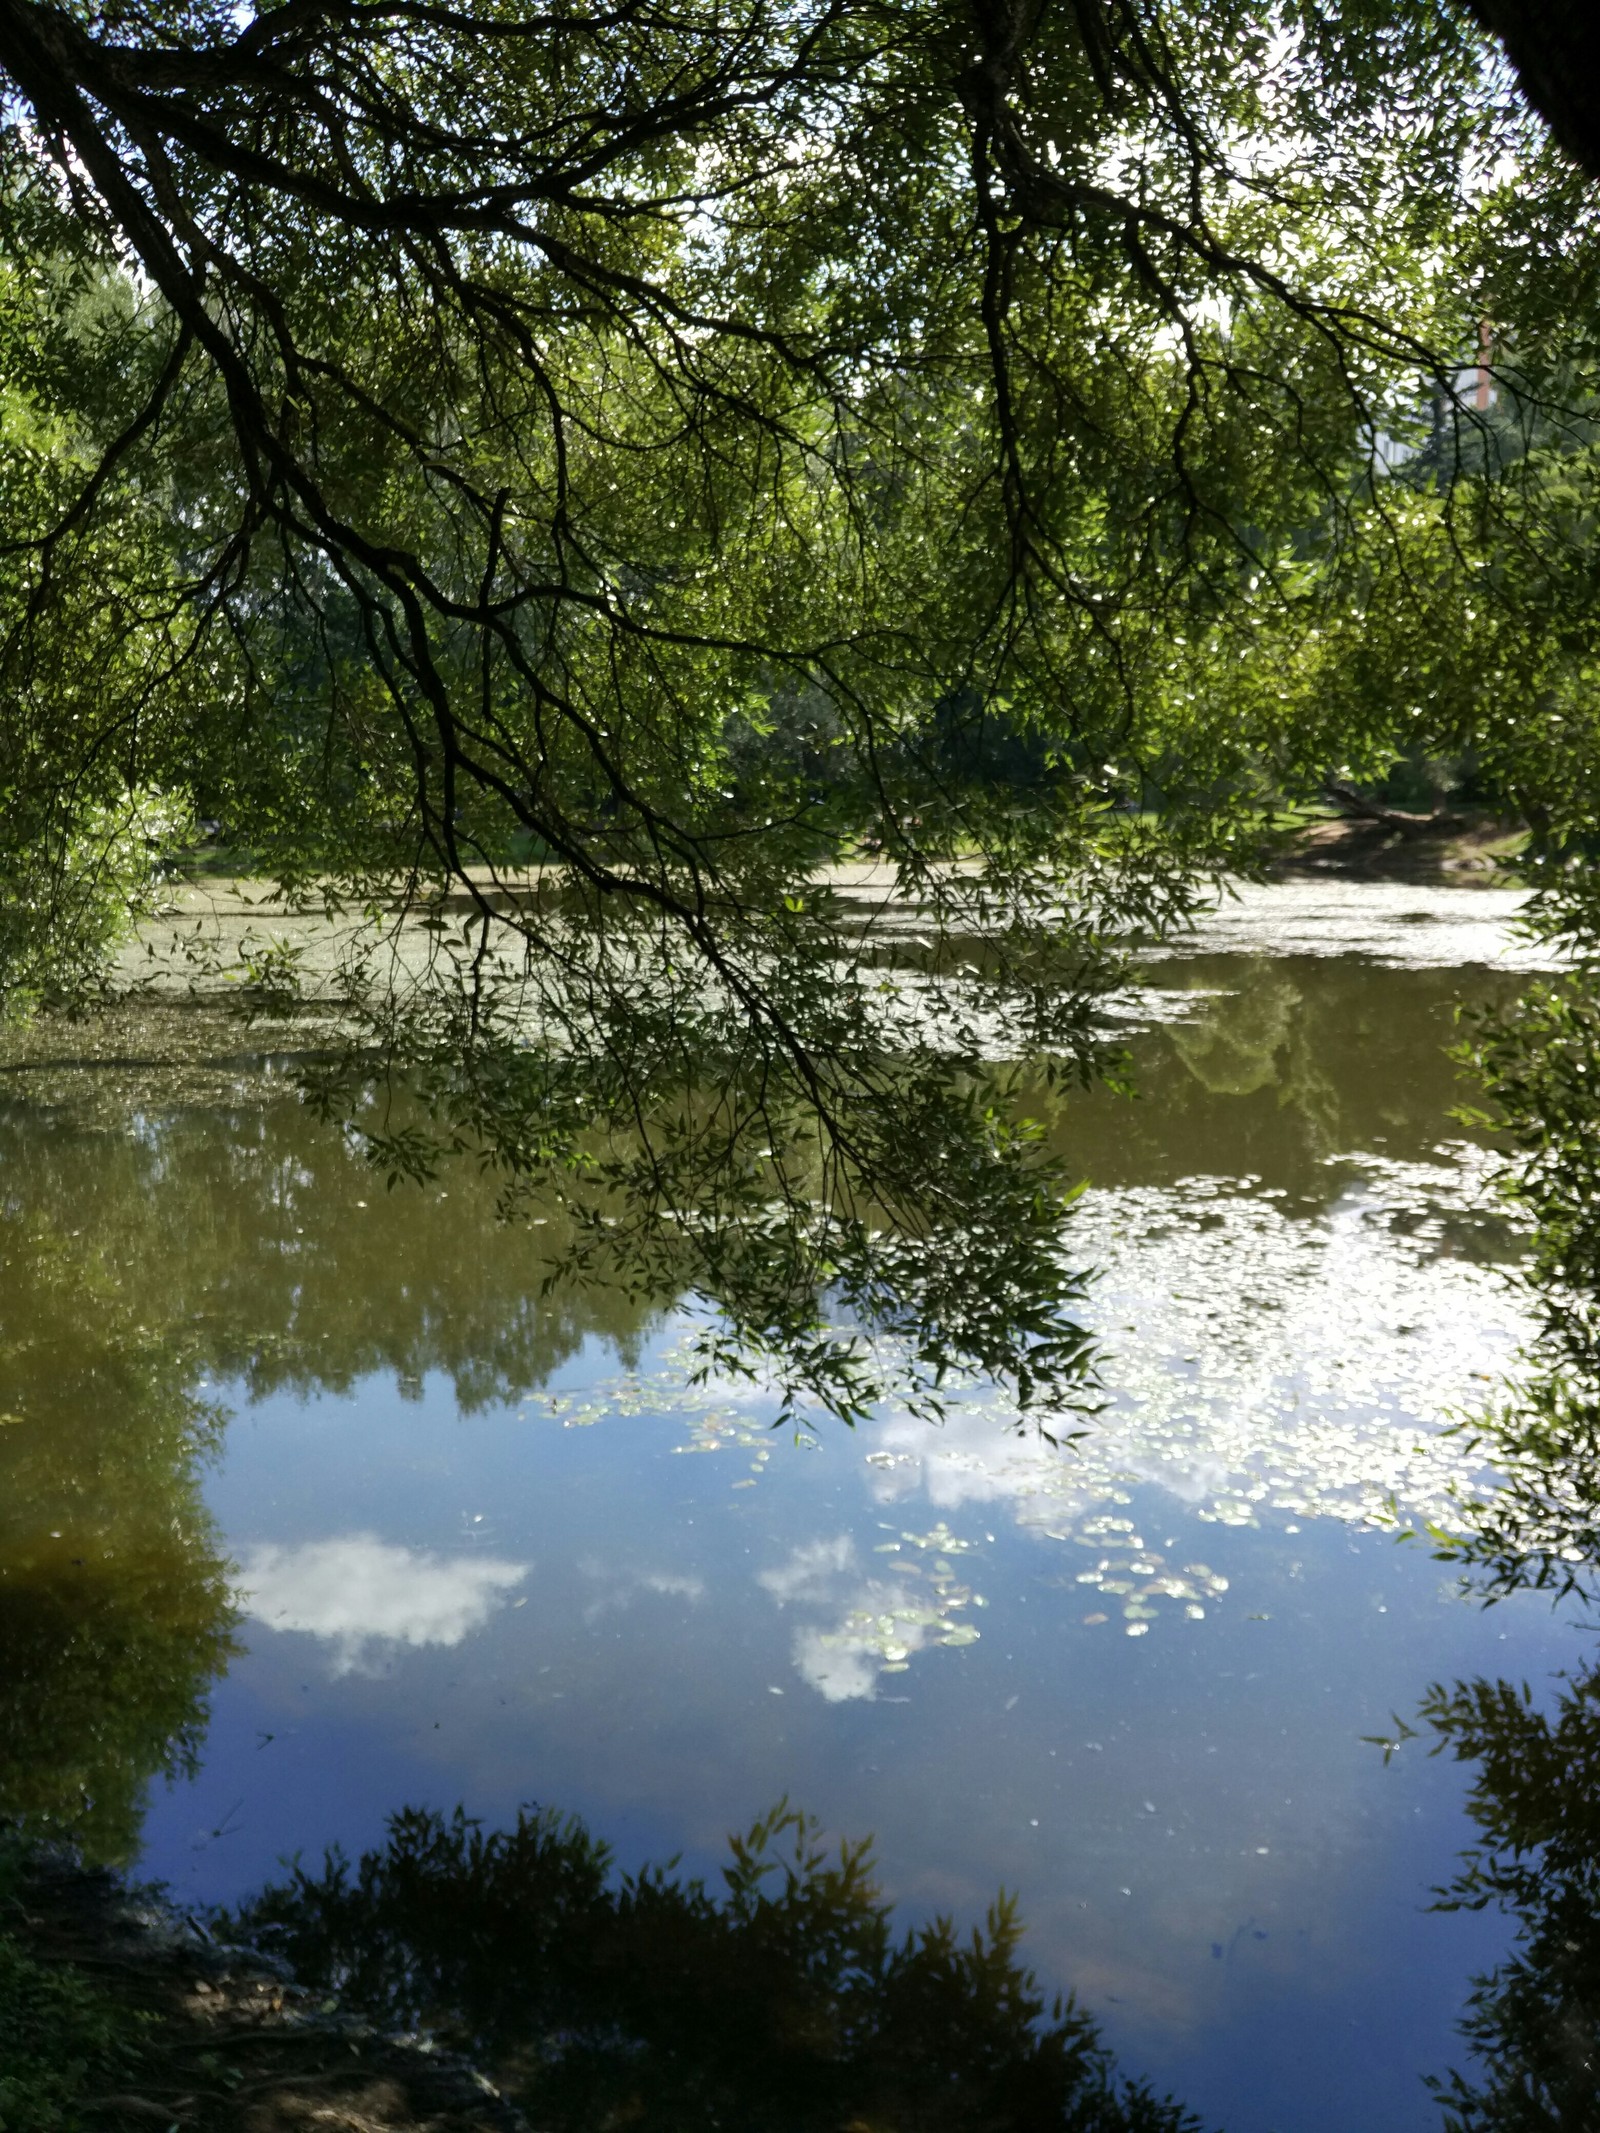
[[0, 1205, 237, 1862], [0, 1087, 657, 1411], [1166, 966, 1299, 1100], [1032, 958, 1512, 1204], [0, 1071, 688, 1862], [0, 1078, 673, 1860], [1444, 978, 1600, 1595], [1412, 1661, 1600, 2131], [0, 1929, 144, 2133], [0, 1831, 147, 2132], [226, 1799, 1207, 2133]]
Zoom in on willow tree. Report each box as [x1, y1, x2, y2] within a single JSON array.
[[0, 0, 1592, 1417]]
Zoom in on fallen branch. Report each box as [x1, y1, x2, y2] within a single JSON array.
[[1321, 781, 1459, 836]]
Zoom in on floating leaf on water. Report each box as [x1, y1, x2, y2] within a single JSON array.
[[1125, 1621, 1151, 1636], [941, 1625, 980, 1647]]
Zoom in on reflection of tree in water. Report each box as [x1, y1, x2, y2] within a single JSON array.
[[225, 1798, 1208, 2133], [1376, 976, 1600, 2124], [1, 1083, 1211, 2122], [0, 1088, 668, 1863], [1046, 958, 1521, 1200], [1159, 957, 1469, 1176], [0, 1090, 661, 1411], [1166, 963, 1303, 1100], [0, 1207, 237, 1862], [1411, 1661, 1600, 2129]]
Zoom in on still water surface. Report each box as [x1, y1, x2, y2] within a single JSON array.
[[0, 882, 1581, 2131]]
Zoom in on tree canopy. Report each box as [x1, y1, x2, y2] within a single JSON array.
[[2, 0, 1599, 1416]]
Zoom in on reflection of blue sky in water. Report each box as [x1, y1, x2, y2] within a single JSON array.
[[521, 1139, 1529, 1700], [235, 1535, 528, 1675], [151, 1278, 1565, 2133], [129, 894, 1576, 2133], [162, 1131, 1557, 2133]]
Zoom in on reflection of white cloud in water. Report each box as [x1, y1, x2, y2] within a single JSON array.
[[532, 1147, 1536, 1651], [236, 1534, 528, 1675], [633, 1153, 1529, 1555], [759, 1536, 950, 1702], [791, 1626, 881, 1703], [757, 1534, 854, 1605], [643, 1571, 704, 1599], [578, 1558, 705, 1622], [864, 1153, 1533, 1539]]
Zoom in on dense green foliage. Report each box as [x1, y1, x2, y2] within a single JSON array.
[[227, 1797, 1208, 2131], [0, 0, 1598, 1413]]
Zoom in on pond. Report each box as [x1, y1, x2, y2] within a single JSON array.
[[0, 880, 1583, 2132]]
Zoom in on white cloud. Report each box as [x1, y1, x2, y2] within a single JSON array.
[[235, 1533, 528, 1675]]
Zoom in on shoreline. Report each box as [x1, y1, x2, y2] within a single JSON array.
[[2, 1839, 522, 2133], [1266, 810, 1527, 886]]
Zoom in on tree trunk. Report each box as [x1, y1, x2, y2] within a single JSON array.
[[1465, 2, 1600, 183]]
